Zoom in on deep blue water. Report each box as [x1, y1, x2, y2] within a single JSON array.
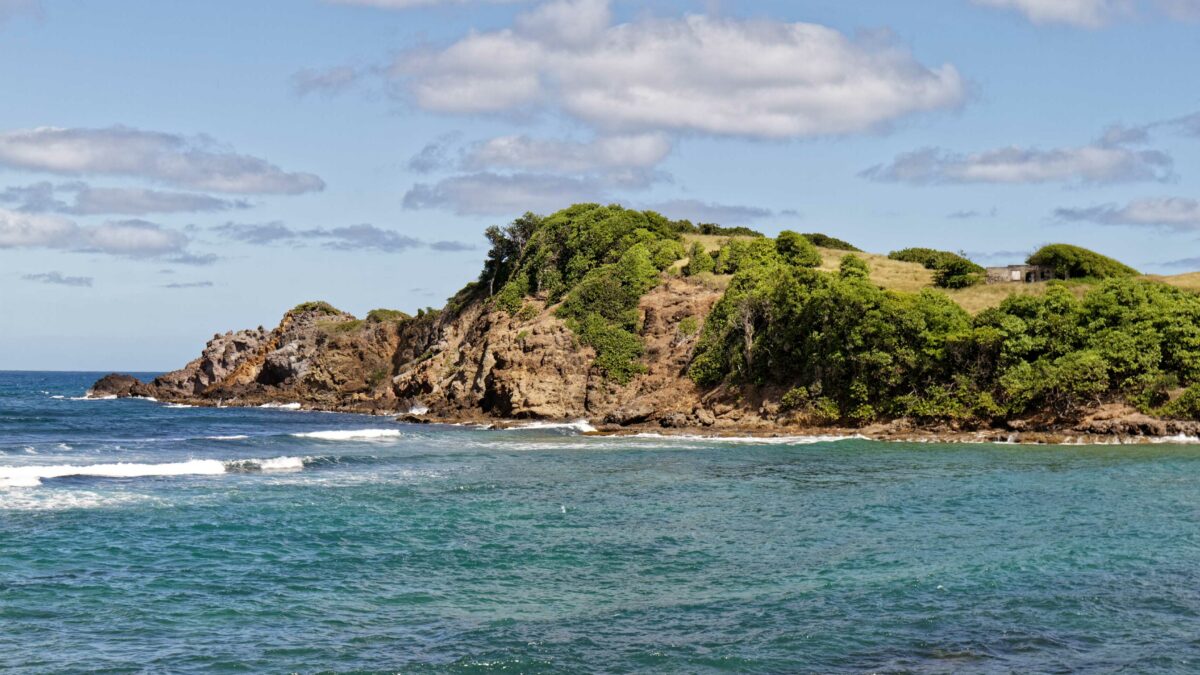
[[3, 371, 1200, 673]]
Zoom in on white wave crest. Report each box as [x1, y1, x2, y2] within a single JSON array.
[[628, 432, 867, 445], [503, 419, 597, 433], [260, 402, 302, 410], [225, 456, 307, 472], [407, 405, 430, 415], [0, 459, 226, 488], [206, 435, 248, 440], [73, 394, 116, 401], [0, 454, 317, 488], [165, 403, 194, 409], [290, 429, 402, 441]]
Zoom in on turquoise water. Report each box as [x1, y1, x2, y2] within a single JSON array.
[[3, 372, 1200, 673]]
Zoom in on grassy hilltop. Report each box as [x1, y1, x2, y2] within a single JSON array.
[[468, 203, 1200, 427]]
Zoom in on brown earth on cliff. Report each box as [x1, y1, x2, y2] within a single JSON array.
[[93, 277, 737, 426]]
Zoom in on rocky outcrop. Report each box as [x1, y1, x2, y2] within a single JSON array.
[[91, 278, 726, 422], [89, 279, 1200, 441]]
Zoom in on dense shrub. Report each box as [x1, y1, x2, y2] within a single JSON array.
[[366, 308, 410, 323], [714, 238, 782, 275], [888, 247, 985, 289], [775, 231, 823, 268], [690, 268, 1200, 425], [803, 233, 861, 251], [1027, 244, 1138, 280], [684, 241, 715, 276], [291, 301, 342, 316], [477, 204, 682, 381], [839, 254, 870, 280]]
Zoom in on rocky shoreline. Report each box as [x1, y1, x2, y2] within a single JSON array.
[[89, 276, 1200, 447]]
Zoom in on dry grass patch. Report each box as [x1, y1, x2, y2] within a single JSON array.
[[1150, 272, 1200, 293], [681, 233, 759, 253], [815, 247, 934, 294]]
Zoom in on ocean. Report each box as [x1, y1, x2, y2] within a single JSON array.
[[3, 370, 1200, 673]]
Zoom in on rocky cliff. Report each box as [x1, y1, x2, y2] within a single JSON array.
[[93, 278, 745, 428]]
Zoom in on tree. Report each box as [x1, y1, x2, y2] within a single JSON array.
[[775, 230, 822, 268], [684, 241, 715, 276], [838, 254, 870, 280]]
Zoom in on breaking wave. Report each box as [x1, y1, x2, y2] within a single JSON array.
[[503, 420, 598, 434], [0, 456, 314, 488], [290, 429, 403, 441]]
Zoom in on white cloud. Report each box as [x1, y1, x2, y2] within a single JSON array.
[[0, 208, 76, 248], [0, 127, 324, 194], [1056, 197, 1200, 229], [0, 181, 248, 215], [464, 133, 671, 172], [403, 172, 611, 215], [391, 0, 965, 139], [862, 144, 1172, 184], [639, 199, 774, 226], [0, 207, 199, 258], [972, 0, 1200, 25]]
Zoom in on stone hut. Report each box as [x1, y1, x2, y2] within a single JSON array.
[[986, 264, 1055, 284]]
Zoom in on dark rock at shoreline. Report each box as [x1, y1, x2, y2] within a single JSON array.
[[90, 373, 143, 398]]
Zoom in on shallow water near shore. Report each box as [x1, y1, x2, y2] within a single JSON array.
[[4, 371, 1200, 672]]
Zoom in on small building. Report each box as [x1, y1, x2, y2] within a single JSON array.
[[986, 264, 1055, 284]]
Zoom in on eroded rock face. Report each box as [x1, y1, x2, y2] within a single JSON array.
[[91, 277, 726, 423]]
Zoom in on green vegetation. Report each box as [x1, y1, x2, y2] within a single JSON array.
[[690, 253, 1200, 424], [322, 319, 364, 334], [683, 241, 715, 276], [775, 231, 823, 268], [478, 203, 686, 382], [678, 316, 699, 337], [803, 233, 861, 251], [839, 254, 870, 280], [291, 301, 342, 316], [366, 308, 410, 323], [674, 221, 764, 237], [1027, 244, 1139, 280], [888, 247, 985, 289]]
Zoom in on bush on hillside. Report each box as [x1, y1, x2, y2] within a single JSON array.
[[775, 231, 823, 268], [839, 254, 870, 280], [888, 247, 985, 289], [1027, 244, 1138, 280], [803, 233, 861, 251], [684, 241, 715, 276]]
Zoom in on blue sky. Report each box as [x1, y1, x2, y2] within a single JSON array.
[[2, 0, 1199, 370]]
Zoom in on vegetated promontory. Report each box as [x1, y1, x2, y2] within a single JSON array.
[[94, 203, 1200, 442]]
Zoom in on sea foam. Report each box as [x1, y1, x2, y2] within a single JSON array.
[[0, 456, 311, 488], [503, 419, 598, 433], [290, 429, 402, 441]]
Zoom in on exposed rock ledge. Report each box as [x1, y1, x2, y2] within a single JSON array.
[[91, 278, 1200, 445]]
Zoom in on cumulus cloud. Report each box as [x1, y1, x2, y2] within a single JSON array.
[[389, 0, 965, 139], [407, 132, 462, 173], [213, 221, 471, 252], [0, 181, 249, 215], [0, 127, 324, 194], [464, 133, 671, 173], [1055, 197, 1200, 230], [972, 0, 1200, 25], [21, 271, 92, 287], [0, 207, 202, 259], [861, 144, 1172, 185], [402, 172, 612, 215], [639, 199, 775, 226]]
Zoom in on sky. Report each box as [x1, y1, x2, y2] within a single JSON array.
[[2, 0, 1199, 371]]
